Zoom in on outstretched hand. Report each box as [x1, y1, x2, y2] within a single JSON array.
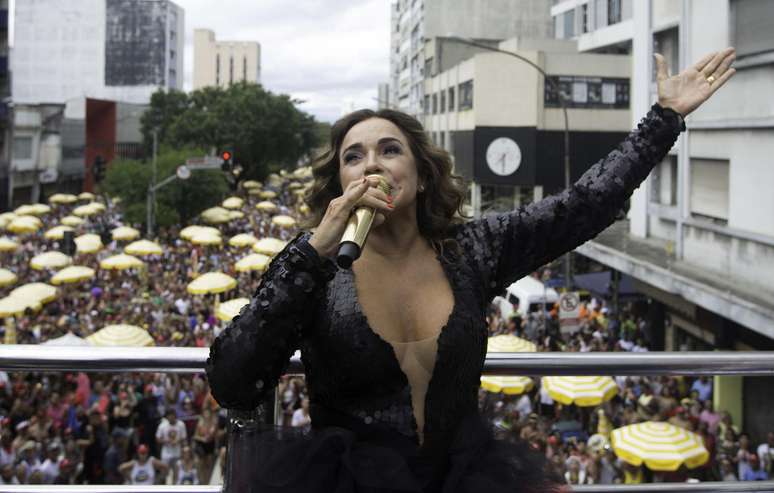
[[655, 47, 736, 117]]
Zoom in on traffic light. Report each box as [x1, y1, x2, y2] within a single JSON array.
[[220, 149, 234, 172], [93, 156, 107, 183]]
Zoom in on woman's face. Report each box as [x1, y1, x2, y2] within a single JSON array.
[[339, 117, 420, 211]]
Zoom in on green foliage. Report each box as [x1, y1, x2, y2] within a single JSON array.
[[103, 147, 228, 229], [142, 83, 323, 181]]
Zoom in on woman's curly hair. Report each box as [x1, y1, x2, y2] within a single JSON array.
[[302, 108, 470, 256]]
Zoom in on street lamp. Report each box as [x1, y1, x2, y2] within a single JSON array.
[[447, 35, 573, 290]]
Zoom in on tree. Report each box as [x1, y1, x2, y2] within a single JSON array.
[[142, 83, 322, 181], [102, 147, 228, 230]]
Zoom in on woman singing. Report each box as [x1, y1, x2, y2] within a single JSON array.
[[206, 48, 736, 492]]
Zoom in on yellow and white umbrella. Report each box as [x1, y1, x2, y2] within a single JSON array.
[[111, 226, 141, 241], [252, 237, 287, 256], [99, 254, 144, 271], [242, 180, 261, 189], [125, 239, 163, 256], [201, 207, 231, 224], [87, 324, 154, 347], [0, 214, 16, 229], [486, 335, 536, 353], [228, 210, 245, 220], [287, 181, 304, 191], [44, 225, 74, 240], [51, 266, 96, 285], [255, 201, 277, 212], [258, 190, 277, 200], [78, 192, 96, 201], [7, 216, 42, 234], [48, 193, 78, 205], [42, 332, 90, 346], [228, 233, 258, 247], [88, 202, 106, 212], [61, 215, 84, 227], [73, 204, 100, 217], [222, 197, 244, 209], [15, 204, 51, 216], [235, 253, 271, 272], [30, 252, 72, 271], [541, 376, 618, 407], [271, 215, 297, 228], [75, 234, 103, 254], [480, 376, 534, 395], [0, 237, 19, 252], [190, 232, 223, 246], [0, 296, 42, 317], [293, 166, 312, 179], [0, 269, 17, 287], [180, 225, 220, 241], [610, 421, 709, 471], [216, 297, 250, 322], [298, 203, 311, 215], [187, 272, 237, 295], [10, 282, 59, 304]]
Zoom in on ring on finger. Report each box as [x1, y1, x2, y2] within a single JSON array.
[[706, 75, 716, 84]]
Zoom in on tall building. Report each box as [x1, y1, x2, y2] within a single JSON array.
[[389, 0, 554, 116], [193, 29, 261, 90], [551, 0, 774, 439], [0, 0, 9, 209]]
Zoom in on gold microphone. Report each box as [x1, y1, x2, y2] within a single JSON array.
[[336, 175, 392, 269]]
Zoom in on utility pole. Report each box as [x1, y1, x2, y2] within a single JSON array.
[[146, 129, 158, 238]]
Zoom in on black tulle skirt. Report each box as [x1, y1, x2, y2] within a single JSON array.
[[224, 409, 565, 493]]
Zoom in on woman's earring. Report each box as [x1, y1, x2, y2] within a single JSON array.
[[418, 185, 425, 193]]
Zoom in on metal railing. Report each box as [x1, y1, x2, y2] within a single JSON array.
[[1, 345, 773, 493]]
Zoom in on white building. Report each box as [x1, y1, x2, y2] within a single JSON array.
[[390, 0, 553, 117], [551, 0, 774, 438], [192, 29, 261, 90]]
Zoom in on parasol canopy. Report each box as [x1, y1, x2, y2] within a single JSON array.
[[255, 201, 278, 212], [42, 332, 91, 346], [61, 216, 84, 227], [235, 253, 271, 272], [73, 204, 101, 217], [87, 324, 154, 347], [75, 234, 103, 254], [258, 190, 278, 200], [51, 266, 96, 285], [111, 226, 141, 241], [7, 216, 43, 234], [0, 237, 19, 252], [180, 225, 221, 241], [44, 225, 74, 240], [610, 421, 710, 471], [252, 237, 287, 256], [0, 296, 42, 317], [201, 207, 231, 224], [0, 268, 18, 287], [10, 282, 59, 304], [481, 335, 536, 394], [190, 232, 223, 246], [48, 193, 79, 205], [222, 197, 244, 209], [271, 215, 297, 228], [125, 239, 163, 256], [187, 272, 237, 295], [242, 180, 261, 189], [30, 252, 72, 271], [78, 192, 96, 201], [541, 376, 618, 407], [99, 254, 144, 271], [486, 334, 536, 353], [228, 233, 258, 247], [15, 204, 51, 216], [216, 297, 250, 322]]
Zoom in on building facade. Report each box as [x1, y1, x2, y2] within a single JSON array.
[[193, 29, 261, 90], [0, 0, 9, 209], [390, 0, 553, 117], [551, 0, 774, 439]]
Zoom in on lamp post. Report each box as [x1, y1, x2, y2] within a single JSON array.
[[447, 35, 573, 290]]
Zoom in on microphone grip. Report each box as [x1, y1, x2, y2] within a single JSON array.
[[336, 175, 392, 269]]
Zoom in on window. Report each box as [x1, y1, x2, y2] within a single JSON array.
[[653, 27, 679, 82], [424, 95, 430, 114], [458, 80, 473, 110], [447, 87, 455, 112], [581, 4, 590, 33], [216, 54, 220, 85], [440, 90, 446, 113], [13, 136, 33, 160], [608, 0, 622, 25], [424, 57, 433, 77], [431, 93, 437, 114], [650, 155, 678, 206], [545, 76, 629, 108], [440, 131, 445, 149], [229, 56, 234, 84], [243, 57, 247, 81], [563, 10, 575, 38], [690, 158, 729, 223], [731, 0, 774, 58]]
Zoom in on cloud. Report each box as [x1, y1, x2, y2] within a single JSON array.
[[176, 0, 391, 122]]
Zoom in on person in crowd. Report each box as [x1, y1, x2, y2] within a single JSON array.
[[175, 445, 199, 485], [118, 444, 168, 485], [155, 408, 187, 474], [741, 455, 768, 481]]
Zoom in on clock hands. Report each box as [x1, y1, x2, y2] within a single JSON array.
[[499, 153, 506, 174]]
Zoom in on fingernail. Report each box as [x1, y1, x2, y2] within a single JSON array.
[[387, 204, 394, 209]]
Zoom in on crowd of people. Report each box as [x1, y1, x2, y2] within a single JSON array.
[[0, 169, 772, 486]]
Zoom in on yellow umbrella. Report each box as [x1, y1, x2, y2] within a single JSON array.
[[610, 421, 709, 471], [257, 189, 277, 200], [228, 210, 244, 220], [44, 225, 75, 240], [228, 233, 258, 247], [0, 269, 17, 287], [252, 237, 287, 256], [48, 193, 78, 205], [480, 376, 534, 395], [298, 203, 311, 215], [0, 237, 19, 252], [78, 192, 95, 201], [201, 207, 231, 224], [75, 234, 103, 254], [73, 204, 100, 217], [242, 180, 261, 189], [486, 335, 536, 353], [216, 297, 250, 322], [271, 215, 297, 228], [0, 296, 42, 317], [15, 204, 51, 216], [61, 215, 84, 227], [235, 253, 271, 272], [293, 166, 312, 178], [187, 272, 237, 295], [541, 376, 618, 407], [87, 324, 154, 347], [89, 202, 106, 212], [125, 239, 163, 256], [0, 214, 16, 229], [100, 254, 144, 270], [30, 252, 72, 271], [191, 232, 223, 246], [7, 216, 42, 234], [222, 197, 244, 209], [10, 282, 59, 304], [255, 201, 278, 212], [111, 226, 141, 241], [51, 266, 96, 285], [180, 225, 220, 241]]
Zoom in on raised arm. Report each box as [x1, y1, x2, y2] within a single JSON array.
[[205, 232, 336, 410]]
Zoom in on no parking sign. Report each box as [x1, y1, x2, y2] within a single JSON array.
[[559, 291, 581, 334]]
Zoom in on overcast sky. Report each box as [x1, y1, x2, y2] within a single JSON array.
[[10, 0, 392, 123], [176, 0, 392, 123]]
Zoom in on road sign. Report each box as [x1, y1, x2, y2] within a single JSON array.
[[185, 156, 223, 170], [559, 291, 581, 335], [176, 165, 191, 180]]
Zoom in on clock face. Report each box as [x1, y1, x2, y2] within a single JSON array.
[[486, 137, 522, 176]]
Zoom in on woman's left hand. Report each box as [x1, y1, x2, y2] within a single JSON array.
[[656, 47, 736, 117]]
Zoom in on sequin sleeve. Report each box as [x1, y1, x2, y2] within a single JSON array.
[[205, 232, 337, 410], [456, 103, 685, 300]]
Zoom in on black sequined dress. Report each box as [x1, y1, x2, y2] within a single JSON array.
[[206, 104, 685, 492]]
